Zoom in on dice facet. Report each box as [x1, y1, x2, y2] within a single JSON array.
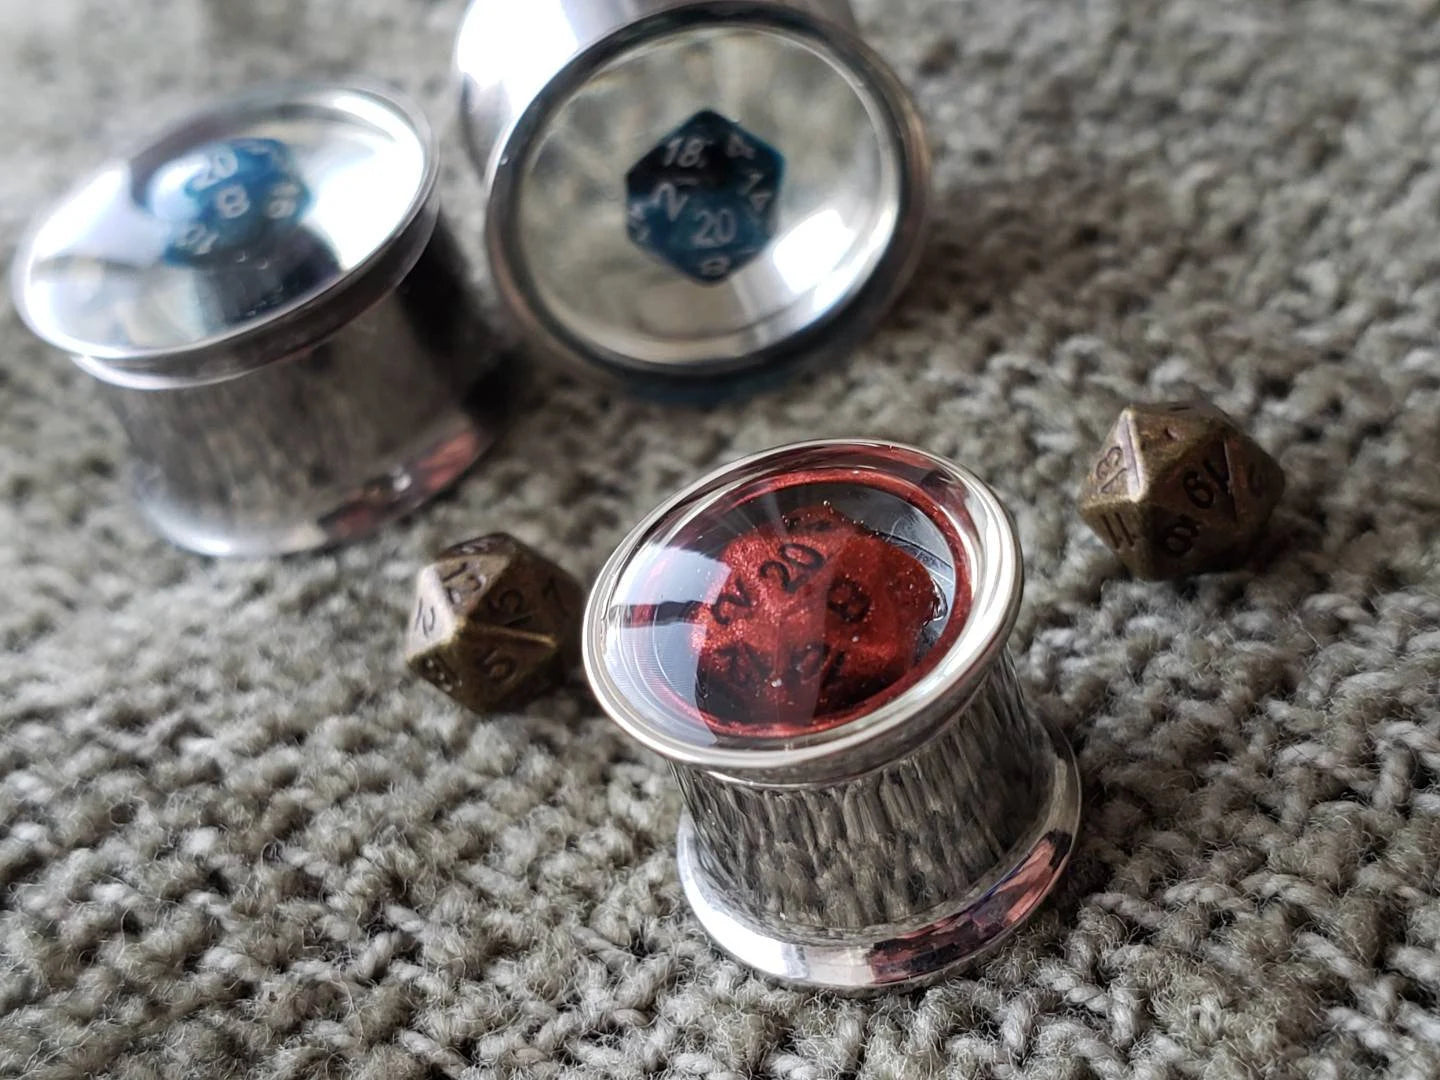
[[625, 110, 784, 285], [1078, 401, 1285, 579], [148, 137, 310, 266], [405, 534, 585, 714], [692, 504, 945, 736]]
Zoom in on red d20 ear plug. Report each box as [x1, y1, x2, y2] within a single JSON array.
[[583, 440, 1081, 991]]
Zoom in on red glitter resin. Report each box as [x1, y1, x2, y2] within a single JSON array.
[[693, 503, 963, 737]]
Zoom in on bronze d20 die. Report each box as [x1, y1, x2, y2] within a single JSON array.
[[1078, 401, 1285, 580], [405, 534, 585, 713]]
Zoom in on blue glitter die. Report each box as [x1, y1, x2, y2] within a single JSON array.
[[148, 138, 311, 266], [625, 110, 784, 285]]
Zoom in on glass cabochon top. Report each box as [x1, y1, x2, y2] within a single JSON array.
[[515, 24, 904, 368], [593, 450, 981, 751], [15, 88, 428, 362]]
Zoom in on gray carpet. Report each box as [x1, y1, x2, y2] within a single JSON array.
[[3, 0, 1440, 1076]]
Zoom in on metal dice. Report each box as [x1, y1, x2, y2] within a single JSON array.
[[1079, 401, 1286, 579], [148, 137, 310, 265], [625, 110, 784, 284], [406, 534, 585, 713], [693, 504, 945, 737]]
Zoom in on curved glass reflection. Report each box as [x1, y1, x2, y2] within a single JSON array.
[[514, 24, 903, 368], [15, 88, 428, 360], [594, 448, 984, 748]]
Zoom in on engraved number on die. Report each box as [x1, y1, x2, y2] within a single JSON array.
[[473, 647, 517, 684], [691, 208, 738, 249], [1160, 516, 1201, 556], [711, 642, 771, 689], [192, 148, 239, 189], [265, 181, 302, 220], [789, 641, 827, 679], [653, 181, 693, 222], [826, 578, 872, 623], [709, 579, 755, 626], [486, 587, 533, 629], [214, 185, 251, 220], [1182, 453, 1232, 511], [713, 641, 848, 691], [758, 543, 826, 594], [727, 132, 756, 159], [791, 642, 848, 688], [664, 136, 709, 169], [414, 599, 438, 637], [782, 509, 839, 533], [441, 561, 486, 607], [1095, 445, 1129, 495], [540, 576, 571, 616], [789, 642, 840, 694], [1099, 513, 1137, 550], [699, 256, 732, 278], [177, 224, 220, 256]]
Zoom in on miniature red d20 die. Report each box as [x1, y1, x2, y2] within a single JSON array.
[[692, 504, 944, 735]]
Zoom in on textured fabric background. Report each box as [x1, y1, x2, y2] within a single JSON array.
[[3, 0, 1440, 1077]]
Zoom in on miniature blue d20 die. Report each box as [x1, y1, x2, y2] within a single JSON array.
[[147, 138, 311, 266], [625, 110, 785, 285]]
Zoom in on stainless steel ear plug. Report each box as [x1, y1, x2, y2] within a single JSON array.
[[456, 0, 930, 399], [11, 82, 512, 556], [583, 440, 1082, 990]]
